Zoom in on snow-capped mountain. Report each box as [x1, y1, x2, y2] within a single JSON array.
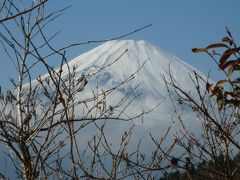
[[2, 40, 209, 178], [63, 40, 203, 97], [30, 40, 207, 129], [17, 41, 208, 153], [51, 40, 207, 149], [57, 40, 204, 120]]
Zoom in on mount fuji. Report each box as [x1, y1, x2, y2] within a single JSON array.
[[29, 40, 207, 141], [62, 41, 203, 116], [2, 40, 209, 178], [30, 40, 207, 130]]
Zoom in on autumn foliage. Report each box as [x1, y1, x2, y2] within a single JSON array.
[[192, 28, 240, 111]]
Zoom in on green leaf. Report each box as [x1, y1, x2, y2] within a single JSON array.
[[227, 66, 234, 80], [217, 95, 224, 111]]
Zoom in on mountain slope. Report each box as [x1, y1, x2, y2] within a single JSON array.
[[22, 40, 210, 146], [64, 40, 203, 96], [58, 40, 205, 123], [30, 40, 206, 128], [3, 40, 209, 178]]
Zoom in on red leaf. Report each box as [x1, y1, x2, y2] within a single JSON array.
[[219, 48, 240, 69], [220, 49, 232, 64], [220, 60, 239, 70], [206, 43, 228, 49], [206, 82, 213, 92]]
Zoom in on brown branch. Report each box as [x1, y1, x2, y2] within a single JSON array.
[[0, 0, 48, 24]]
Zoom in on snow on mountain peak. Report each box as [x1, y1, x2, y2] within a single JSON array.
[[20, 40, 209, 160], [29, 39, 207, 129], [46, 40, 205, 127], [62, 39, 204, 97]]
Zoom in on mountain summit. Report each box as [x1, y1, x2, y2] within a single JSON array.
[[29, 40, 206, 131], [52, 40, 206, 127], [63, 40, 204, 97], [19, 40, 208, 172], [66, 40, 201, 82]]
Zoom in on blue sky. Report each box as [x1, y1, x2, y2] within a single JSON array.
[[0, 0, 239, 90]]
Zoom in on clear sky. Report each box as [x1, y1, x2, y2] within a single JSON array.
[[0, 0, 239, 90]]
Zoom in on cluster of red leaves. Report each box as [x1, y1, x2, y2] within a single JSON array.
[[192, 28, 240, 110]]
